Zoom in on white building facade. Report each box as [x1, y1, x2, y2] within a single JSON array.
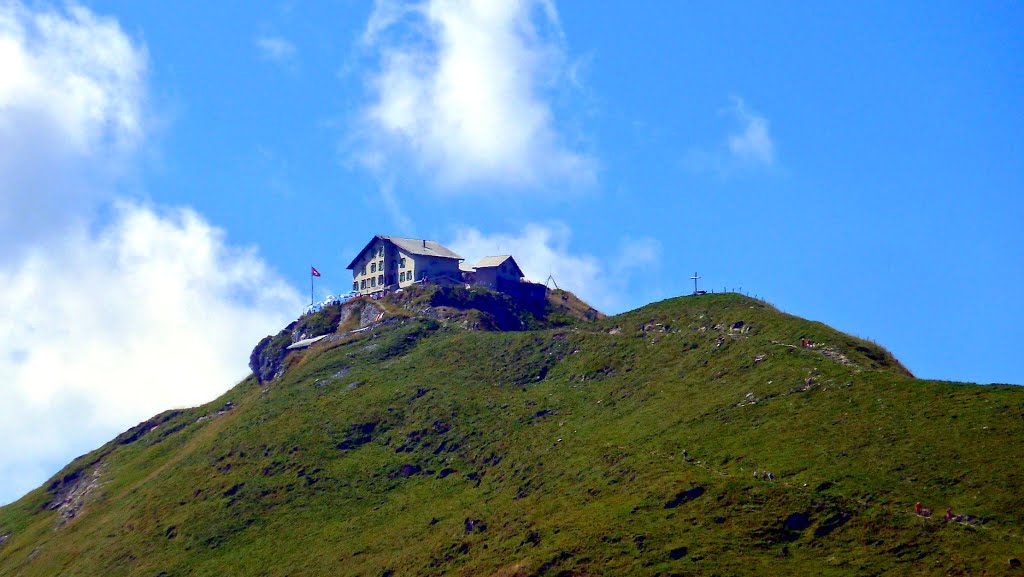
[[346, 236, 464, 295]]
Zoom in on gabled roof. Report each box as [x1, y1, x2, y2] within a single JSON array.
[[386, 236, 463, 260], [474, 255, 524, 278], [346, 235, 464, 269], [474, 255, 513, 268]]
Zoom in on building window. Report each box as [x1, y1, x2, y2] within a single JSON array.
[[399, 271, 405, 282], [362, 264, 367, 275], [378, 274, 384, 285], [400, 257, 406, 269], [352, 282, 358, 291], [371, 277, 376, 287], [378, 246, 384, 257], [371, 262, 376, 273], [378, 260, 384, 271], [360, 279, 366, 289]]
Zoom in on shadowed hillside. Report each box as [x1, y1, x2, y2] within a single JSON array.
[[1, 291, 1022, 576]]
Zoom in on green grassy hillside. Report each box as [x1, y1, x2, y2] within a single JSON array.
[[1, 291, 1022, 576]]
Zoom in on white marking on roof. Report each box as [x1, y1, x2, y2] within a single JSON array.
[[286, 335, 329, 350]]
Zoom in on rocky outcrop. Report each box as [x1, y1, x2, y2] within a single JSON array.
[[49, 463, 104, 525], [249, 300, 362, 384], [110, 410, 184, 446], [248, 285, 600, 384], [249, 332, 292, 384], [41, 409, 185, 526], [360, 302, 383, 328]]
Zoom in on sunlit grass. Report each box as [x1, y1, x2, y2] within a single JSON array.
[[1, 293, 1021, 576]]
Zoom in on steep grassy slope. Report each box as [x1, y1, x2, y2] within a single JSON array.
[[1, 293, 1023, 576]]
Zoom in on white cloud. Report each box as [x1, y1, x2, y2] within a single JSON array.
[[358, 0, 594, 190], [449, 223, 660, 313], [727, 97, 775, 166], [0, 2, 303, 505], [256, 35, 297, 63], [378, 179, 413, 234], [0, 1, 146, 247], [614, 236, 662, 273], [682, 96, 777, 176], [0, 203, 302, 505]]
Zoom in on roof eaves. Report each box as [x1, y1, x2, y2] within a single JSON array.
[[346, 235, 385, 270]]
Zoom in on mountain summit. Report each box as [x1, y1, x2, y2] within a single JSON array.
[[1, 286, 1022, 576]]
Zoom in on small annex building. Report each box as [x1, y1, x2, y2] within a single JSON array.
[[464, 255, 525, 291]]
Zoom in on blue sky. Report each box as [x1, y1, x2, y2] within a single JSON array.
[[0, 1, 1021, 504]]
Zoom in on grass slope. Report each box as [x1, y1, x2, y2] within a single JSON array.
[[1, 293, 1023, 576]]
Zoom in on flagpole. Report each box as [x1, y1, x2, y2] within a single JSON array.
[[310, 266, 314, 306]]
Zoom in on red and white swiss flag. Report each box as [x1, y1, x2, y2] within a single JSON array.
[[311, 266, 321, 277]]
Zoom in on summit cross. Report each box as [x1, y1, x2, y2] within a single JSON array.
[[690, 272, 701, 295]]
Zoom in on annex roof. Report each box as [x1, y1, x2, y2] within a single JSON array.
[[474, 255, 524, 278], [474, 255, 513, 268], [346, 235, 464, 269]]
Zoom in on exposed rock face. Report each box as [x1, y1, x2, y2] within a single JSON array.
[[425, 287, 528, 331], [41, 410, 184, 527], [249, 301, 355, 384], [338, 303, 359, 328], [360, 302, 383, 328], [249, 333, 288, 384], [248, 285, 599, 384], [112, 410, 184, 446], [195, 401, 235, 424], [49, 464, 104, 525]]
